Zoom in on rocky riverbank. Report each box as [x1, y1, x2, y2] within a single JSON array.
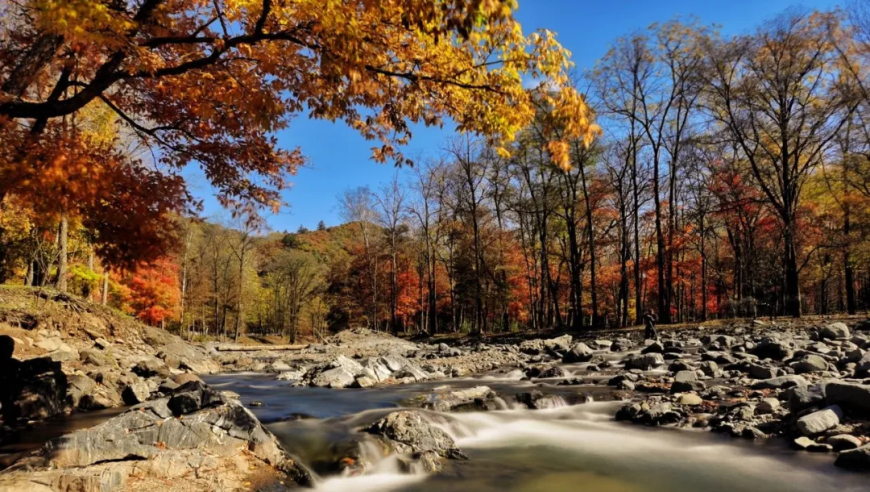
[[4, 286, 870, 490]]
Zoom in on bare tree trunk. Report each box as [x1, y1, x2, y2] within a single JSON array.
[[56, 212, 68, 293], [102, 271, 109, 305]]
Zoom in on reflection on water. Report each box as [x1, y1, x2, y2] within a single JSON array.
[[203, 374, 866, 492]]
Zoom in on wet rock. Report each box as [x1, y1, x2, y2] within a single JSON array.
[[424, 386, 497, 412], [793, 436, 832, 452], [828, 434, 862, 451], [820, 322, 850, 340], [624, 353, 665, 370], [563, 343, 594, 363], [835, 444, 870, 471], [641, 341, 665, 354], [610, 338, 633, 352], [825, 381, 870, 412], [616, 401, 683, 426], [797, 406, 843, 436], [365, 411, 465, 459], [536, 366, 567, 378]]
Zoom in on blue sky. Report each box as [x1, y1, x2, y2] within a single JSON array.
[[190, 0, 841, 233]]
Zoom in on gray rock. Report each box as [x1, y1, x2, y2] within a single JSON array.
[[121, 379, 151, 405], [380, 354, 412, 372], [311, 367, 356, 388], [747, 363, 777, 380], [678, 393, 703, 406], [750, 375, 807, 390], [624, 353, 665, 370], [820, 322, 850, 340], [756, 398, 780, 414], [394, 364, 429, 382], [790, 354, 828, 374], [796, 406, 843, 436], [786, 385, 826, 412], [66, 374, 97, 408], [365, 411, 465, 459], [2, 383, 312, 490], [361, 358, 393, 382], [329, 354, 364, 375], [835, 444, 870, 471], [563, 343, 594, 363], [674, 371, 697, 383], [424, 386, 496, 412], [825, 381, 870, 412]]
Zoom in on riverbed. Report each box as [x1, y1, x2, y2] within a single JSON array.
[[203, 372, 868, 492]]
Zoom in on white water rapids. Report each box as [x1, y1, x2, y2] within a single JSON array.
[[202, 374, 866, 492]]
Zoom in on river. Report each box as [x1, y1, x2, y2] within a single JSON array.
[[202, 372, 868, 492]]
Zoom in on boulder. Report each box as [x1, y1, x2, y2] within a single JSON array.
[[790, 354, 828, 374], [678, 393, 703, 406], [757, 398, 781, 414], [796, 406, 842, 436], [0, 356, 68, 423], [624, 353, 665, 370], [0, 383, 312, 491], [311, 367, 356, 388], [365, 411, 465, 459], [825, 381, 870, 412], [380, 354, 412, 372], [835, 444, 870, 471], [674, 370, 697, 383], [752, 339, 793, 361], [820, 322, 850, 340], [828, 434, 862, 452], [393, 364, 429, 382], [121, 378, 151, 405], [361, 358, 393, 382], [562, 343, 594, 363], [786, 385, 826, 413], [423, 386, 497, 412], [66, 374, 97, 408]]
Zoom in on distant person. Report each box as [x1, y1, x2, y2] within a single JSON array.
[[643, 311, 658, 340]]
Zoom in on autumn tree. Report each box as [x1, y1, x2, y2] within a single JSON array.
[[700, 11, 860, 317]]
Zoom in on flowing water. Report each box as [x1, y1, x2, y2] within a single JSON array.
[[203, 372, 868, 492]]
